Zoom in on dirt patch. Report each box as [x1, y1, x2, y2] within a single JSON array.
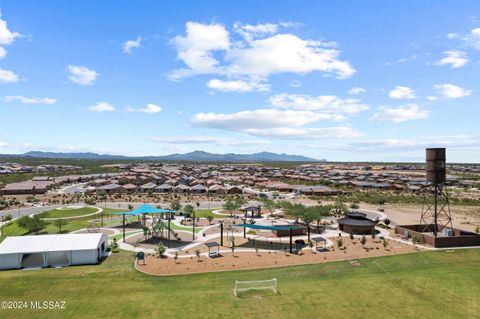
[[136, 237, 417, 276]]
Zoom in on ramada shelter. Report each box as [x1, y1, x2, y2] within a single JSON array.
[[0, 233, 108, 270]]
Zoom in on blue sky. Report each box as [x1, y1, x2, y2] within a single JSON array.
[[0, 1, 479, 162]]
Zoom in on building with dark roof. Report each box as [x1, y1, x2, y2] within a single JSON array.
[[337, 211, 377, 235]]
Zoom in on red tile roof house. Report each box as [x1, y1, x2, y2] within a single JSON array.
[[208, 184, 226, 194], [121, 183, 140, 193], [1, 180, 55, 195], [173, 184, 190, 193]]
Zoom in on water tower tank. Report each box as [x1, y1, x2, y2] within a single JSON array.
[[426, 148, 446, 185]]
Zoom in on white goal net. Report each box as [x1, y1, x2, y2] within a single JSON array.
[[233, 278, 278, 296]]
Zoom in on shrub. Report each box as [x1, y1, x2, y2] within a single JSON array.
[[337, 238, 343, 248], [207, 216, 214, 224], [384, 218, 391, 226], [110, 238, 119, 253], [349, 231, 354, 240], [412, 234, 425, 244], [360, 235, 367, 246], [156, 243, 166, 258]]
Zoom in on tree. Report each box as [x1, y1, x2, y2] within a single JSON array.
[[174, 250, 179, 264], [261, 198, 276, 214], [285, 203, 306, 222], [222, 197, 237, 217], [183, 204, 195, 219], [234, 196, 247, 208], [195, 249, 201, 262], [127, 204, 133, 211], [54, 219, 68, 233], [170, 199, 182, 212], [384, 218, 391, 226], [302, 207, 317, 241], [18, 215, 45, 234], [183, 204, 196, 240]]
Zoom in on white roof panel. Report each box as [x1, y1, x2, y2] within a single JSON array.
[[0, 233, 106, 254]]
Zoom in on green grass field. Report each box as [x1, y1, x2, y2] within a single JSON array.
[[0, 249, 479, 319], [37, 207, 99, 219], [169, 222, 203, 233], [0, 207, 125, 241], [195, 209, 225, 218]]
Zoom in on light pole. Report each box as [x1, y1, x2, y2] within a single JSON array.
[[192, 210, 196, 241]]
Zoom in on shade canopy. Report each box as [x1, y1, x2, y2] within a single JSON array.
[[234, 223, 305, 231], [113, 204, 175, 215]]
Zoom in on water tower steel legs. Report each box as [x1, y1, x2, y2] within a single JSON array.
[[420, 183, 452, 237]]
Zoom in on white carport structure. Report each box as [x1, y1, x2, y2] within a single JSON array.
[[0, 233, 108, 270]]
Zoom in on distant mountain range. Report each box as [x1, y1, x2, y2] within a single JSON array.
[[3, 150, 322, 162]]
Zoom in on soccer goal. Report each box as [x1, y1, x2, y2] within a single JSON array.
[[233, 278, 278, 296]]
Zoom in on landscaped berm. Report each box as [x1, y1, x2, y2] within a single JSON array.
[[0, 249, 479, 319]]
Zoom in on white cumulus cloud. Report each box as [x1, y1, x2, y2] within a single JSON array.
[[170, 21, 355, 85], [170, 22, 230, 79], [348, 87, 366, 95], [0, 68, 19, 83], [4, 95, 56, 104], [435, 50, 468, 68], [371, 104, 429, 123], [388, 86, 416, 100], [207, 79, 269, 92], [242, 127, 361, 139], [139, 103, 162, 113], [0, 11, 21, 60], [269, 93, 369, 114], [233, 22, 278, 41], [68, 65, 99, 86], [87, 102, 115, 112], [152, 136, 270, 146], [463, 27, 480, 50], [434, 84, 472, 98], [123, 36, 141, 54], [192, 108, 337, 131]]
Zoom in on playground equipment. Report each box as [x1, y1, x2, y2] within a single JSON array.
[[233, 278, 278, 296], [224, 222, 238, 247], [151, 217, 179, 241]]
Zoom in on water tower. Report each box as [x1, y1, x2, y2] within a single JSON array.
[[420, 148, 452, 236]]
